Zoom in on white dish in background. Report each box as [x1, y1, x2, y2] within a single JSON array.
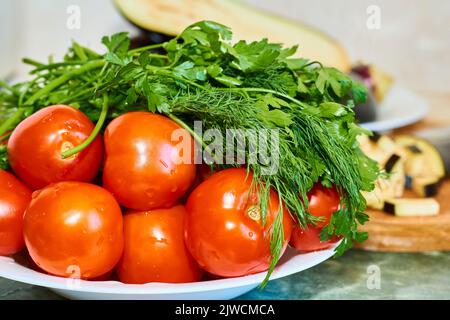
[[360, 84, 429, 132], [0, 245, 337, 300]]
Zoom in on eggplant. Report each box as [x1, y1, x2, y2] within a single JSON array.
[[394, 135, 446, 179], [114, 0, 351, 71], [384, 154, 405, 198], [384, 154, 401, 173], [360, 134, 406, 209], [363, 179, 394, 210], [358, 134, 396, 165], [353, 89, 377, 124], [350, 71, 377, 124], [352, 64, 393, 103], [411, 176, 442, 198], [384, 198, 440, 217], [130, 32, 173, 49]]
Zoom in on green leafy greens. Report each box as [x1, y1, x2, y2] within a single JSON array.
[[0, 21, 379, 285]]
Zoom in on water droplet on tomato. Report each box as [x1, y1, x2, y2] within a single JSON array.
[[145, 187, 158, 199], [41, 113, 54, 123]]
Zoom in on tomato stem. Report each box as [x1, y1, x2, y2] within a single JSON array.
[[61, 94, 109, 159]]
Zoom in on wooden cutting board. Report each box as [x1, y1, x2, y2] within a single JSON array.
[[356, 179, 450, 252]]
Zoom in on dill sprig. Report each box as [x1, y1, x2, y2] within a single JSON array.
[[0, 21, 379, 285]]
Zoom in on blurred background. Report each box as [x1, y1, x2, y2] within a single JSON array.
[[1, 0, 450, 300], [1, 0, 449, 119], [1, 0, 448, 91]]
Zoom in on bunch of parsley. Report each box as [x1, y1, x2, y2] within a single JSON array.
[[0, 21, 379, 284]]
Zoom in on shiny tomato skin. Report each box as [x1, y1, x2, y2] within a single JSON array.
[[23, 182, 124, 279], [103, 112, 196, 210], [0, 170, 32, 255], [185, 168, 293, 277], [7, 105, 103, 190], [117, 205, 202, 284], [307, 183, 340, 228], [290, 225, 339, 252]]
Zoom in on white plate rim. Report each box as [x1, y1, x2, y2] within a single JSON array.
[[360, 84, 429, 132], [0, 244, 338, 295]]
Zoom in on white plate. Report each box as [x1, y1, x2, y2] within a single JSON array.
[[360, 84, 429, 132], [0, 245, 337, 300]]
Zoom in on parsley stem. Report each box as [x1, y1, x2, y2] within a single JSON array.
[[30, 61, 87, 74], [24, 60, 105, 106], [149, 68, 208, 91], [146, 54, 170, 60], [61, 94, 109, 159], [0, 132, 11, 142], [0, 109, 25, 137], [167, 113, 221, 164], [221, 87, 305, 108], [22, 58, 44, 67], [0, 80, 20, 95], [129, 43, 166, 55]]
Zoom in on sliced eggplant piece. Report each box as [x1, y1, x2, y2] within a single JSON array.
[[363, 153, 405, 210], [394, 135, 446, 178], [377, 135, 397, 159], [114, 0, 351, 71], [407, 145, 422, 154], [368, 132, 382, 143], [363, 176, 398, 210], [358, 134, 396, 165], [411, 176, 442, 198], [363, 189, 384, 210], [384, 198, 440, 217], [384, 154, 401, 173], [405, 175, 413, 189], [385, 155, 405, 198]]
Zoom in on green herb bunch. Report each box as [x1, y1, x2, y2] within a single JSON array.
[[0, 21, 379, 284]]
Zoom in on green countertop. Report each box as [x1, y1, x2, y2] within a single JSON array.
[[1, 250, 450, 300]]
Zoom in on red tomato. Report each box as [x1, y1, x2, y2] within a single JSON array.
[[0, 170, 32, 255], [290, 225, 339, 252], [307, 183, 340, 228], [185, 168, 293, 277], [117, 205, 202, 284], [8, 105, 103, 190], [24, 182, 123, 279], [103, 112, 196, 210]]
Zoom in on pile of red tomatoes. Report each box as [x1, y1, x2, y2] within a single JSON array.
[[0, 105, 339, 283]]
